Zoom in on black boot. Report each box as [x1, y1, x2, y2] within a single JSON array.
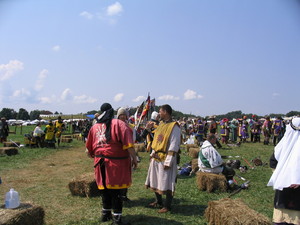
[[111, 214, 130, 225], [101, 209, 112, 222]]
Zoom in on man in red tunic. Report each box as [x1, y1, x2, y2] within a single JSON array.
[[86, 103, 137, 225]]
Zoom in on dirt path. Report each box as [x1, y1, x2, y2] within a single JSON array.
[[0, 146, 98, 224]]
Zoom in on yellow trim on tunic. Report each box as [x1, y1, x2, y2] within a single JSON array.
[[123, 143, 134, 150], [98, 183, 132, 190]]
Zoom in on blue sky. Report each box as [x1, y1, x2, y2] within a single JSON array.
[[0, 0, 299, 117]]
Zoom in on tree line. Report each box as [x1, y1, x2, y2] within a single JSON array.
[[1, 107, 299, 121]]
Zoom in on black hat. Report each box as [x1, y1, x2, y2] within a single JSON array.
[[100, 103, 112, 112]]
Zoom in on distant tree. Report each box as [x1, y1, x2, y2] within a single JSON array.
[[286, 111, 300, 117], [216, 110, 243, 121], [30, 110, 41, 120], [40, 110, 53, 115], [86, 110, 99, 115], [17, 108, 30, 120], [54, 111, 59, 115], [269, 113, 285, 119], [0, 108, 17, 119]]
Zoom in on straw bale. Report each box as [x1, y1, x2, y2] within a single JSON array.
[[61, 138, 73, 143], [189, 148, 199, 158], [68, 172, 101, 197], [62, 135, 73, 139], [72, 133, 81, 140], [134, 143, 146, 153], [204, 198, 271, 225], [0, 147, 18, 156], [0, 202, 44, 225], [185, 144, 198, 152], [196, 171, 227, 193], [191, 159, 199, 173], [3, 142, 20, 147]]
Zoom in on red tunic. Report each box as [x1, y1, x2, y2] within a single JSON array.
[[86, 119, 134, 190]]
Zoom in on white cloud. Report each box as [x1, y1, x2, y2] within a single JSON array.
[[74, 95, 97, 104], [39, 96, 53, 104], [35, 69, 48, 91], [272, 93, 280, 97], [106, 2, 123, 16], [12, 88, 31, 98], [52, 45, 61, 52], [114, 93, 124, 102], [132, 95, 146, 102], [80, 11, 94, 19], [183, 89, 203, 100], [61, 88, 72, 101], [158, 95, 180, 101], [0, 60, 24, 81]]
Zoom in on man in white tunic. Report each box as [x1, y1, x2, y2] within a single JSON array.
[[198, 134, 235, 180], [145, 104, 181, 213]]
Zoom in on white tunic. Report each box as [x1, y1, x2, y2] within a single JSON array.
[[198, 140, 223, 174], [145, 125, 181, 195]]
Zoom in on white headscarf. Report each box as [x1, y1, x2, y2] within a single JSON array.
[[267, 117, 300, 190]]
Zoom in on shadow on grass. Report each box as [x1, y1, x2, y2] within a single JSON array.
[[123, 197, 207, 216], [125, 214, 185, 225]]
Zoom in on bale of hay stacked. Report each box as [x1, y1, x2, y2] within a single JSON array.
[[204, 198, 271, 225], [61, 135, 73, 143], [191, 158, 199, 173], [3, 142, 20, 147], [0, 202, 45, 225], [68, 172, 101, 197], [72, 133, 81, 140], [189, 148, 199, 158], [185, 144, 198, 152], [0, 147, 18, 156], [196, 171, 227, 193], [134, 143, 146, 153]]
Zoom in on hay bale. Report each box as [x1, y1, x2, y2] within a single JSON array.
[[61, 138, 73, 143], [72, 133, 81, 140], [191, 159, 199, 173], [185, 144, 198, 152], [196, 171, 227, 193], [0, 202, 45, 225], [204, 198, 271, 225], [68, 173, 101, 197], [0, 147, 18, 156], [134, 143, 146, 153], [3, 142, 20, 147], [189, 148, 199, 158], [62, 135, 72, 139]]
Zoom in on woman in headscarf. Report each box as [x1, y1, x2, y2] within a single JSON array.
[[267, 117, 300, 225], [86, 103, 137, 225]]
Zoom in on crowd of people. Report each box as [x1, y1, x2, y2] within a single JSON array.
[[179, 115, 287, 148]]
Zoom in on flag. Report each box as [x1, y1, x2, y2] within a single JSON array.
[[134, 101, 144, 126], [140, 95, 150, 121]]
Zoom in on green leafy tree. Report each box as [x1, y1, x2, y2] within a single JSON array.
[[17, 108, 30, 120], [0, 108, 17, 119], [286, 111, 300, 117], [30, 110, 41, 120]]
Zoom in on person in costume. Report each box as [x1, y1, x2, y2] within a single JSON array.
[[272, 116, 283, 146], [209, 116, 222, 148], [33, 122, 45, 148], [44, 120, 56, 148], [220, 118, 230, 144], [0, 117, 9, 143], [144, 104, 181, 213], [54, 116, 65, 147], [198, 133, 235, 181], [262, 116, 272, 145], [141, 111, 160, 152], [267, 117, 300, 225], [252, 115, 262, 143], [86, 103, 137, 225], [195, 117, 205, 145], [229, 119, 238, 143], [241, 116, 249, 142]]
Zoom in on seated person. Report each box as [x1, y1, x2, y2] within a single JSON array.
[[198, 133, 235, 181]]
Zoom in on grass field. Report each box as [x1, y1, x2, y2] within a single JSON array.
[[0, 126, 275, 225]]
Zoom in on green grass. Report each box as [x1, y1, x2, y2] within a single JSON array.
[[0, 131, 276, 225]]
